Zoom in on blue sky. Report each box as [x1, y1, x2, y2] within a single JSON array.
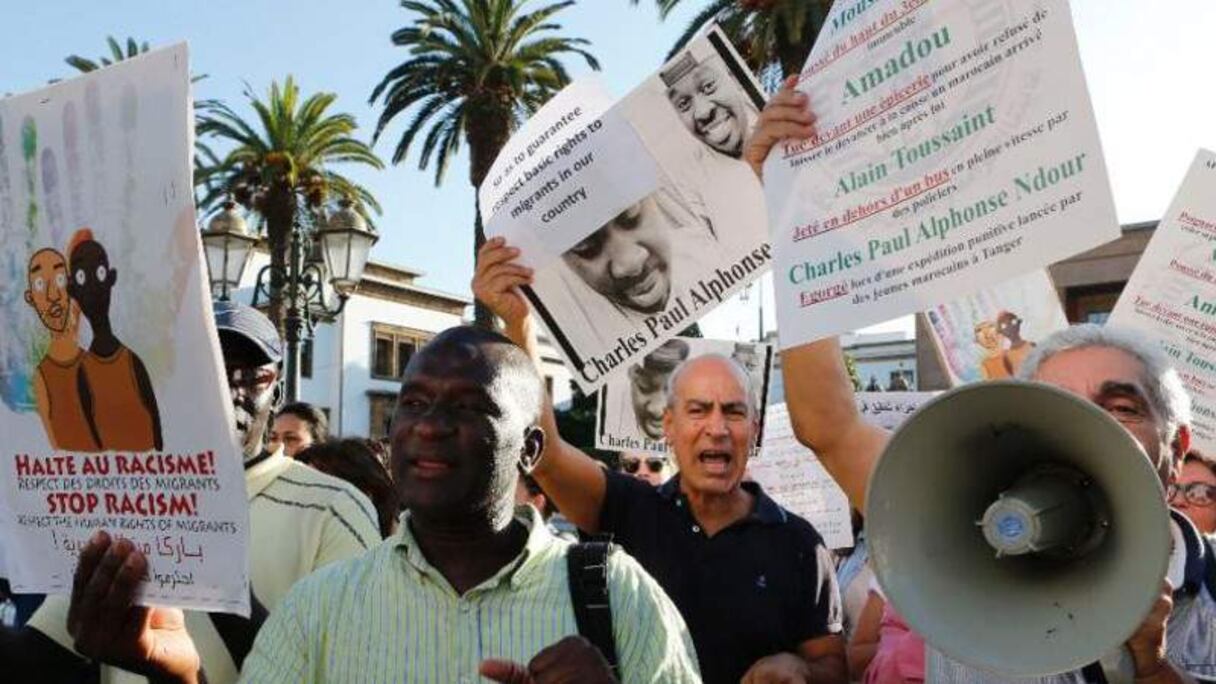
[[0, 0, 700, 297], [3, 1, 1215, 338]]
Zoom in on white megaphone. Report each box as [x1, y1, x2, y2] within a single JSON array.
[[867, 381, 1171, 678]]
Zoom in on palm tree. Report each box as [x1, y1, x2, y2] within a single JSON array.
[[370, 0, 599, 328], [196, 77, 384, 331], [64, 36, 150, 73], [633, 0, 832, 89]]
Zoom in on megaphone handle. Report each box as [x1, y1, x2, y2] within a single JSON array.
[[1095, 647, 1136, 684]]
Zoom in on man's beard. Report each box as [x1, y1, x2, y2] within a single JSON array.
[[234, 394, 274, 464]]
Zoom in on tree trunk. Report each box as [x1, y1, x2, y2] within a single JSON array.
[[467, 107, 514, 330], [472, 195, 494, 329], [263, 185, 295, 337]]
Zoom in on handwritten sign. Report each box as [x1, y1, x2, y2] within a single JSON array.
[[765, 0, 1119, 348], [0, 45, 250, 614], [1109, 150, 1216, 453], [750, 392, 935, 548]]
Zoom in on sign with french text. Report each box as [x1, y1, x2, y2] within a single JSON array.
[[0, 45, 250, 614], [765, 0, 1118, 348], [1109, 150, 1216, 453]]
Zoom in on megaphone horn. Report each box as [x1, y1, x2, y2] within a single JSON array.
[[866, 381, 1170, 678]]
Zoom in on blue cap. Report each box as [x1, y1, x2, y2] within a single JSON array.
[[212, 300, 283, 365]]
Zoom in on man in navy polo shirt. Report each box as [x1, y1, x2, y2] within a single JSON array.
[[473, 238, 846, 684]]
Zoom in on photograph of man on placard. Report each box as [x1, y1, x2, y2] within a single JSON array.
[[518, 29, 771, 393], [661, 50, 753, 160]]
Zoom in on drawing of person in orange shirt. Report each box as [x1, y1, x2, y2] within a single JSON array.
[[66, 228, 162, 451], [996, 310, 1036, 374], [23, 248, 99, 451], [974, 320, 1013, 380]]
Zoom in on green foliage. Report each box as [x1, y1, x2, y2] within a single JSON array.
[[195, 76, 383, 224], [370, 0, 599, 187], [843, 351, 861, 391], [554, 382, 618, 467], [64, 36, 149, 73], [194, 77, 383, 330], [630, 0, 833, 88]]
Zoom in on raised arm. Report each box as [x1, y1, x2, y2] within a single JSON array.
[[747, 78, 889, 511], [472, 238, 608, 533]]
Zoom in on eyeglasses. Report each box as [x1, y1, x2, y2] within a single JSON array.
[[1168, 482, 1216, 507], [622, 458, 665, 475]]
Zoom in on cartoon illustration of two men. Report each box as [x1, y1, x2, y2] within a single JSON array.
[[973, 310, 1036, 380], [23, 228, 162, 452]]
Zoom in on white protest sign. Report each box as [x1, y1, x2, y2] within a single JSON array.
[[855, 391, 938, 430], [483, 79, 660, 266], [749, 403, 855, 548], [500, 28, 772, 393], [925, 269, 1068, 385], [595, 337, 773, 453], [765, 0, 1119, 348], [1109, 150, 1216, 453], [749, 392, 936, 548], [0, 45, 250, 614]]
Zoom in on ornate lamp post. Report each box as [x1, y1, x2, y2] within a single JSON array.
[[200, 197, 378, 401], [200, 200, 257, 302]]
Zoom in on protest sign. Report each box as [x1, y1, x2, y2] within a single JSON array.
[[925, 269, 1068, 385], [0, 45, 250, 613], [749, 392, 936, 548], [595, 336, 773, 453], [764, 0, 1119, 348], [1109, 150, 1216, 453], [480, 78, 660, 267], [486, 27, 772, 393], [856, 391, 938, 430]]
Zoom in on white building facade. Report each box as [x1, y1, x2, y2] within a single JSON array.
[[230, 251, 572, 440]]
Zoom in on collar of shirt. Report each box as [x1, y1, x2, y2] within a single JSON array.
[[392, 504, 559, 596], [1169, 509, 1211, 596], [657, 474, 788, 526], [245, 446, 289, 500]]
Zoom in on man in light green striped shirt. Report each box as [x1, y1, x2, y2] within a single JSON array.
[[240, 503, 699, 683], [63, 325, 698, 683]]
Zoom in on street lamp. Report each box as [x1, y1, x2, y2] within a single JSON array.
[[200, 196, 378, 401], [200, 200, 257, 301]]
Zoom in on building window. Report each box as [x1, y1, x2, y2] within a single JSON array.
[[1064, 284, 1122, 325], [371, 323, 431, 380], [368, 393, 397, 441], [300, 339, 313, 379]]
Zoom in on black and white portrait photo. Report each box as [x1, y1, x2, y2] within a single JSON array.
[[521, 28, 772, 392]]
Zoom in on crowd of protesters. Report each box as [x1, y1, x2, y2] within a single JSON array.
[[0, 80, 1213, 684]]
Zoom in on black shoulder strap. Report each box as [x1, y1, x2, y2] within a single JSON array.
[[567, 541, 619, 678], [1080, 662, 1109, 683]]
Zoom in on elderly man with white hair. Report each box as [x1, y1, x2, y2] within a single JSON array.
[[474, 236, 847, 684], [750, 82, 1216, 684]]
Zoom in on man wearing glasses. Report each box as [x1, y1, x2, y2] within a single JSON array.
[[1172, 450, 1216, 535], [619, 451, 672, 487]]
